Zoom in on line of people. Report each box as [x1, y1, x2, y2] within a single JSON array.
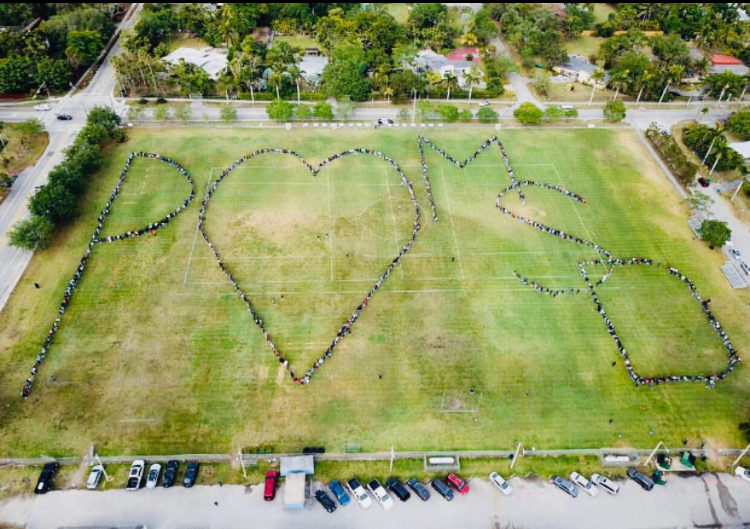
[[21, 153, 196, 399], [197, 147, 422, 385]]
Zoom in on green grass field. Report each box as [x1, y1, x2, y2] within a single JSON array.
[[0, 127, 747, 459]]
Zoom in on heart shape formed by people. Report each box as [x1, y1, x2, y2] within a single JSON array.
[[198, 148, 422, 386]]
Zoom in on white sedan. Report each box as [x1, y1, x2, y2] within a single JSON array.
[[570, 472, 598, 497], [346, 477, 373, 509], [489, 472, 513, 496], [145, 463, 161, 489], [86, 464, 104, 490], [735, 466, 750, 483], [367, 479, 394, 510], [34, 104, 51, 111]]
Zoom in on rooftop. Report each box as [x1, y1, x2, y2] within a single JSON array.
[[446, 47, 480, 62], [709, 54, 743, 66], [162, 47, 227, 80]]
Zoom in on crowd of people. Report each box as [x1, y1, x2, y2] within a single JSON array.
[[21, 153, 195, 399], [418, 135, 740, 388], [197, 147, 422, 385]]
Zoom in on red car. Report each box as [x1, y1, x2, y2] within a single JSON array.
[[264, 470, 278, 501], [447, 473, 469, 495]]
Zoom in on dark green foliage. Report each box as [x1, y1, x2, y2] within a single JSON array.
[[389, 70, 428, 103], [321, 45, 371, 101], [513, 102, 543, 125], [437, 104, 459, 123], [726, 109, 750, 141], [645, 126, 698, 185], [603, 100, 626, 123], [478, 107, 499, 123], [683, 124, 745, 172], [8, 216, 55, 250], [699, 220, 731, 249], [312, 102, 334, 121], [266, 99, 295, 121]]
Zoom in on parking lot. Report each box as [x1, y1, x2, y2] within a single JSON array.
[[1, 473, 748, 529]]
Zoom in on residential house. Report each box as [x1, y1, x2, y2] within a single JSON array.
[[297, 55, 329, 87], [162, 47, 228, 80], [708, 54, 749, 76], [553, 54, 610, 88], [415, 50, 485, 88]]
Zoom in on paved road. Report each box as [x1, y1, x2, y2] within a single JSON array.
[[0, 474, 748, 529]]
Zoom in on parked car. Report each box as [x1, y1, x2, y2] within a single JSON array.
[[377, 118, 394, 125], [367, 479, 394, 510], [315, 490, 337, 513], [86, 464, 104, 490], [489, 472, 513, 496], [35, 462, 59, 494], [552, 475, 578, 498], [478, 100, 491, 107], [431, 478, 454, 501], [346, 477, 373, 509], [698, 177, 710, 187], [146, 463, 161, 489], [591, 473, 620, 495], [328, 479, 350, 505], [34, 104, 51, 111], [56, 114, 72, 120], [447, 473, 469, 495], [183, 461, 199, 488], [570, 472, 598, 497], [406, 478, 431, 501], [733, 466, 750, 483], [264, 470, 278, 501], [386, 477, 411, 502], [627, 468, 654, 491], [163, 460, 178, 488], [126, 460, 145, 491]]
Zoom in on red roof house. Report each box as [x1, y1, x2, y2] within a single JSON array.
[[709, 54, 743, 66], [447, 47, 480, 63]]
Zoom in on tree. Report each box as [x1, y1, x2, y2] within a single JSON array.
[[408, 3, 448, 32], [389, 70, 426, 103], [685, 192, 713, 214], [267, 99, 294, 121], [464, 65, 484, 102], [699, 219, 731, 249], [174, 106, 192, 122], [295, 104, 312, 120], [65, 30, 103, 70], [29, 181, 77, 222], [704, 72, 746, 101], [477, 107, 499, 123], [470, 9, 498, 45], [603, 100, 626, 122], [460, 32, 479, 47], [563, 4, 594, 38], [532, 71, 550, 98], [513, 102, 543, 125], [608, 69, 629, 101], [9, 216, 54, 250], [313, 102, 334, 121], [153, 105, 170, 121], [87, 106, 121, 133], [437, 104, 459, 123], [321, 44, 370, 101], [458, 109, 473, 122], [726, 109, 750, 141], [220, 105, 238, 122]]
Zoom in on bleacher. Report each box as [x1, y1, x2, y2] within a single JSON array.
[[721, 262, 748, 289]]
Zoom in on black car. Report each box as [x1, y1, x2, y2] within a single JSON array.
[[407, 478, 431, 501], [386, 477, 411, 502], [431, 478, 454, 501], [627, 468, 654, 491], [183, 461, 199, 487], [315, 490, 337, 513], [56, 114, 72, 120], [163, 460, 178, 488], [35, 462, 59, 494]]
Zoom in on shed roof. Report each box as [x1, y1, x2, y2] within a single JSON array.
[[709, 54, 743, 66], [280, 455, 315, 476], [283, 472, 306, 509]]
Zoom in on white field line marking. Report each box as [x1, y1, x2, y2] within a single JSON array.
[[175, 286, 621, 294], [184, 168, 214, 284], [441, 168, 465, 280], [551, 164, 595, 241], [181, 250, 555, 261], [185, 274, 583, 285], [384, 170, 404, 279]]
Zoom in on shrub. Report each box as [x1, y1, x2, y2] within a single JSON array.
[[295, 104, 312, 120], [437, 104, 459, 123], [156, 97, 167, 104], [312, 102, 334, 121], [458, 109, 473, 122], [266, 99, 294, 121], [478, 107, 499, 123], [513, 102, 543, 125], [726, 109, 750, 140], [645, 126, 698, 185], [220, 105, 238, 122], [603, 100, 626, 122]]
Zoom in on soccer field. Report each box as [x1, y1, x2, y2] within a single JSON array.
[[0, 127, 747, 458]]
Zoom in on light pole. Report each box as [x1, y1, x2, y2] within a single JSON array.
[[701, 136, 718, 167], [730, 177, 747, 201], [411, 88, 417, 125]]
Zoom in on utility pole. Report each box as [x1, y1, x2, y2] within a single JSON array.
[[730, 177, 747, 201], [701, 136, 718, 166], [510, 442, 523, 469], [389, 445, 395, 473], [95, 454, 113, 482], [708, 153, 722, 177], [644, 441, 666, 467], [658, 81, 669, 105], [411, 88, 417, 125]]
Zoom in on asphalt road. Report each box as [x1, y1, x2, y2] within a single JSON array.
[[0, 474, 748, 529]]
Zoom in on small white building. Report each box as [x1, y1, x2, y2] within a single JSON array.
[[297, 55, 329, 86], [553, 54, 610, 88], [416, 50, 484, 88], [162, 47, 228, 80], [729, 141, 750, 165]]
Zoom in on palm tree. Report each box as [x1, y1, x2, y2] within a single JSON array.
[[382, 85, 394, 103], [658, 64, 684, 105], [609, 69, 629, 101], [460, 32, 479, 47], [634, 69, 653, 106], [463, 65, 483, 103], [442, 71, 459, 101], [425, 71, 442, 87], [588, 68, 606, 107], [287, 65, 304, 104], [269, 70, 284, 99]]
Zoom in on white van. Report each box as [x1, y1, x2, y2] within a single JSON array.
[[591, 473, 620, 495]]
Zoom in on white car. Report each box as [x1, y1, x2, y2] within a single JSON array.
[[34, 104, 51, 111], [126, 460, 145, 490], [570, 472, 598, 497], [590, 473, 619, 495], [489, 472, 513, 496], [86, 464, 104, 490], [735, 466, 750, 483], [367, 479, 394, 510], [145, 463, 161, 489], [478, 99, 491, 107], [346, 477, 373, 509]]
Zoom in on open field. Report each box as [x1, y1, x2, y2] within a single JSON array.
[[0, 127, 747, 461], [564, 35, 605, 59]]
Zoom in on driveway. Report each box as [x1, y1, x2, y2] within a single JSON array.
[[1, 474, 748, 529]]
